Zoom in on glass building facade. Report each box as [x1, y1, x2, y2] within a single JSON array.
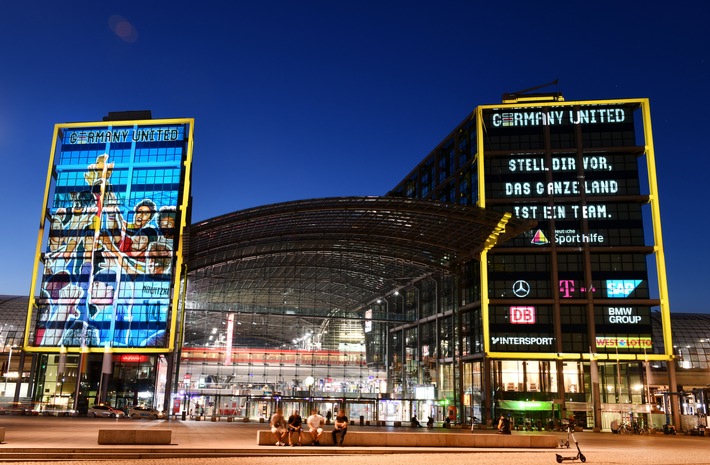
[[387, 96, 675, 430]]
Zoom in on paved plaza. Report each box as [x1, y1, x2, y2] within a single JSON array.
[[0, 416, 708, 465]]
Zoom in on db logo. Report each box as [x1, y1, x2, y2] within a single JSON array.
[[510, 306, 536, 324]]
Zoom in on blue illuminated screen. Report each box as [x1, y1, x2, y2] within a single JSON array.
[[35, 124, 188, 348]]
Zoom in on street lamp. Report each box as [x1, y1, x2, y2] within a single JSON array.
[[377, 298, 390, 392], [393, 290, 404, 313]]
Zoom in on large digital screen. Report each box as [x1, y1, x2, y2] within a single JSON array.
[[28, 120, 193, 350], [482, 102, 654, 354]]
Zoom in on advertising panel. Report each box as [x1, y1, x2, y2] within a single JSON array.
[[595, 336, 652, 349], [481, 101, 655, 354], [26, 120, 193, 351], [490, 334, 556, 350]]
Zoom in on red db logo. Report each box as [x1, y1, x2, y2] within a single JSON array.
[[510, 306, 536, 324]]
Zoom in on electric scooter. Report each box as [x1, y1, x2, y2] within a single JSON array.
[[555, 426, 586, 463]]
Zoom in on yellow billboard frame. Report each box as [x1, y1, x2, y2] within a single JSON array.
[[22, 117, 194, 354], [475, 98, 672, 362]]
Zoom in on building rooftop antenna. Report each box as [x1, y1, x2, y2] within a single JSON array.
[[502, 79, 563, 103]]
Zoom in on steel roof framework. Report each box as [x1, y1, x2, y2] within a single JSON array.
[[184, 196, 534, 349]]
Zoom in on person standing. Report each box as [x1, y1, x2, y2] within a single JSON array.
[[287, 410, 303, 446], [270, 408, 287, 446], [331, 409, 348, 446], [306, 409, 325, 445]]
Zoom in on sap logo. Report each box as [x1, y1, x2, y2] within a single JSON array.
[[606, 280, 642, 298]]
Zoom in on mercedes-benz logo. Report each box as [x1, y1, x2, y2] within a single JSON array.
[[513, 280, 530, 298]]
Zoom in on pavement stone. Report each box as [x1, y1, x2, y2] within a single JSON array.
[[0, 416, 708, 465]]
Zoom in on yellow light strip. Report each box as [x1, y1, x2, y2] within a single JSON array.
[[640, 100, 673, 360], [487, 351, 670, 362], [475, 106, 486, 208], [22, 124, 61, 351], [52, 117, 195, 129], [481, 212, 512, 354], [475, 106, 492, 354], [478, 97, 646, 111], [169, 118, 195, 351], [482, 213, 512, 254]]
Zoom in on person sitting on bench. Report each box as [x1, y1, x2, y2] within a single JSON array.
[[331, 409, 348, 446]]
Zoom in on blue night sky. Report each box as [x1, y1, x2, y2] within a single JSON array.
[[0, 1, 707, 312]]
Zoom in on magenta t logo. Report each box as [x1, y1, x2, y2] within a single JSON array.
[[559, 280, 575, 298]]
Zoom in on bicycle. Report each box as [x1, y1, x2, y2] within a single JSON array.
[[632, 422, 650, 435], [618, 422, 633, 434]]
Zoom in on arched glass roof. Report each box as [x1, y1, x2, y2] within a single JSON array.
[[184, 196, 535, 347], [0, 296, 30, 350]]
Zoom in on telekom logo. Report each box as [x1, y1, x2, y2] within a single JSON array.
[[559, 280, 596, 298]]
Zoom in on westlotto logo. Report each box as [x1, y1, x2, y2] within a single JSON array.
[[606, 280, 642, 298], [595, 336, 652, 349]]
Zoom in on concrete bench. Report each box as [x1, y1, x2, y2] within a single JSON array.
[[256, 430, 557, 448], [97, 429, 172, 445]]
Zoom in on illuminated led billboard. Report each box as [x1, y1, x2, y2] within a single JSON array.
[[25, 119, 194, 352], [482, 100, 655, 354]]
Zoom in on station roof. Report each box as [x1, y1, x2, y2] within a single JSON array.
[[183, 197, 535, 347], [0, 296, 29, 350]]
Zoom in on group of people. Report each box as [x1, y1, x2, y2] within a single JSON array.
[[410, 416, 435, 428], [270, 408, 349, 446]]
